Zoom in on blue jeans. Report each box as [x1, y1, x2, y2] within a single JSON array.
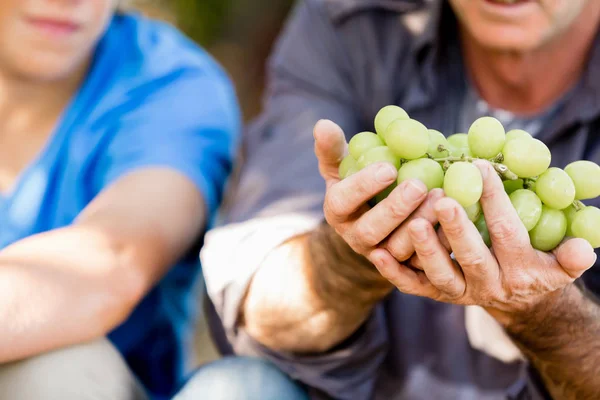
[[174, 357, 309, 400]]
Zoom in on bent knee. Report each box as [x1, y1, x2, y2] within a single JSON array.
[[176, 356, 309, 400], [0, 339, 147, 400]]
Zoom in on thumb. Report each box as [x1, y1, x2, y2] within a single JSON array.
[[553, 238, 597, 279], [314, 119, 347, 183]]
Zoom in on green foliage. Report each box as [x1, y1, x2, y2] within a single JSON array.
[[171, 0, 233, 45]]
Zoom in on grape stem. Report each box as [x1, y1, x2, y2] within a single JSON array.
[[523, 177, 537, 190], [432, 156, 519, 181], [573, 200, 586, 212]]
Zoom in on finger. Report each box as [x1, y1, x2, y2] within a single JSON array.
[[410, 229, 453, 269], [553, 238, 597, 279], [437, 226, 451, 252], [384, 188, 444, 261], [409, 253, 424, 270], [352, 179, 427, 248], [409, 218, 466, 299], [324, 163, 397, 224], [435, 197, 499, 284], [473, 160, 533, 262], [314, 120, 348, 187], [370, 248, 440, 298]]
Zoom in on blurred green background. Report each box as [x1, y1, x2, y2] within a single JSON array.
[[132, 0, 295, 121]]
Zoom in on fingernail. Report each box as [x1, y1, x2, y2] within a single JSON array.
[[376, 165, 397, 183], [410, 223, 428, 242], [439, 206, 455, 223], [403, 180, 425, 202]]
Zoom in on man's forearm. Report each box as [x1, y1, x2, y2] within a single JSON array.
[[503, 284, 600, 400], [242, 221, 393, 353]]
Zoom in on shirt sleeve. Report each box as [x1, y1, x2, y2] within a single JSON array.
[[200, 1, 391, 398], [93, 64, 241, 219]]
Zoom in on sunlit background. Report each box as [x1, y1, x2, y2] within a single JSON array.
[[132, 0, 295, 121]]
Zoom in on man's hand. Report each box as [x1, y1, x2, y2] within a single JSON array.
[[371, 159, 596, 321], [242, 119, 443, 353], [317, 119, 443, 270], [369, 159, 600, 400]]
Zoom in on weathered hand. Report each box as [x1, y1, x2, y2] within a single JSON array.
[[371, 159, 597, 325], [315, 119, 442, 267]]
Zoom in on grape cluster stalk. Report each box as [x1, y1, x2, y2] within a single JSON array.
[[339, 105, 600, 252]]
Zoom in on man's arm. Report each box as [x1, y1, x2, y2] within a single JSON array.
[[202, 2, 425, 398], [504, 283, 600, 400], [0, 168, 206, 362], [242, 222, 392, 354]]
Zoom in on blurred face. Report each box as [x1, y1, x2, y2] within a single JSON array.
[[448, 0, 591, 52], [0, 0, 118, 81]]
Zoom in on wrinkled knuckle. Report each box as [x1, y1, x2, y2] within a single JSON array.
[[394, 280, 417, 295], [434, 273, 456, 290], [435, 275, 463, 299], [386, 237, 412, 262], [387, 199, 411, 219], [462, 252, 487, 270], [478, 287, 500, 305], [489, 218, 517, 243], [481, 185, 500, 202], [507, 269, 535, 290], [356, 175, 376, 197], [324, 193, 347, 221], [416, 243, 438, 259], [356, 223, 380, 248], [442, 222, 464, 238]]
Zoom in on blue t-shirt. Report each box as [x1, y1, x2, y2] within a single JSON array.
[[0, 13, 240, 399]]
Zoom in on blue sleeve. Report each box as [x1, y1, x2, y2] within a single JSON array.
[[93, 66, 241, 219]]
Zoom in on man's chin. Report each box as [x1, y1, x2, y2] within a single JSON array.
[[467, 27, 546, 53]]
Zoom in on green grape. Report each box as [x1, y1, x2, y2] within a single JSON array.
[[339, 155, 359, 179], [529, 205, 567, 252], [427, 129, 450, 158], [571, 206, 600, 248], [502, 138, 551, 178], [503, 179, 524, 195], [385, 119, 430, 160], [509, 189, 542, 231], [357, 146, 401, 170], [464, 202, 481, 222], [563, 204, 581, 237], [397, 158, 444, 191], [348, 132, 384, 160], [467, 116, 506, 159], [443, 162, 483, 207], [505, 129, 532, 142], [374, 182, 397, 204], [375, 105, 409, 140], [475, 214, 491, 247], [535, 168, 576, 210], [447, 133, 472, 158], [564, 160, 600, 200]]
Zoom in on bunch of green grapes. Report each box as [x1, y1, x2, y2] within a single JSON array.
[[339, 105, 600, 252]]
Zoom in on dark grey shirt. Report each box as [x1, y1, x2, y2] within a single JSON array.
[[200, 1, 600, 399]]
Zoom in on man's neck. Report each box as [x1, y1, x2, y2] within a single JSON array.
[[0, 62, 89, 135], [461, 2, 600, 117]]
